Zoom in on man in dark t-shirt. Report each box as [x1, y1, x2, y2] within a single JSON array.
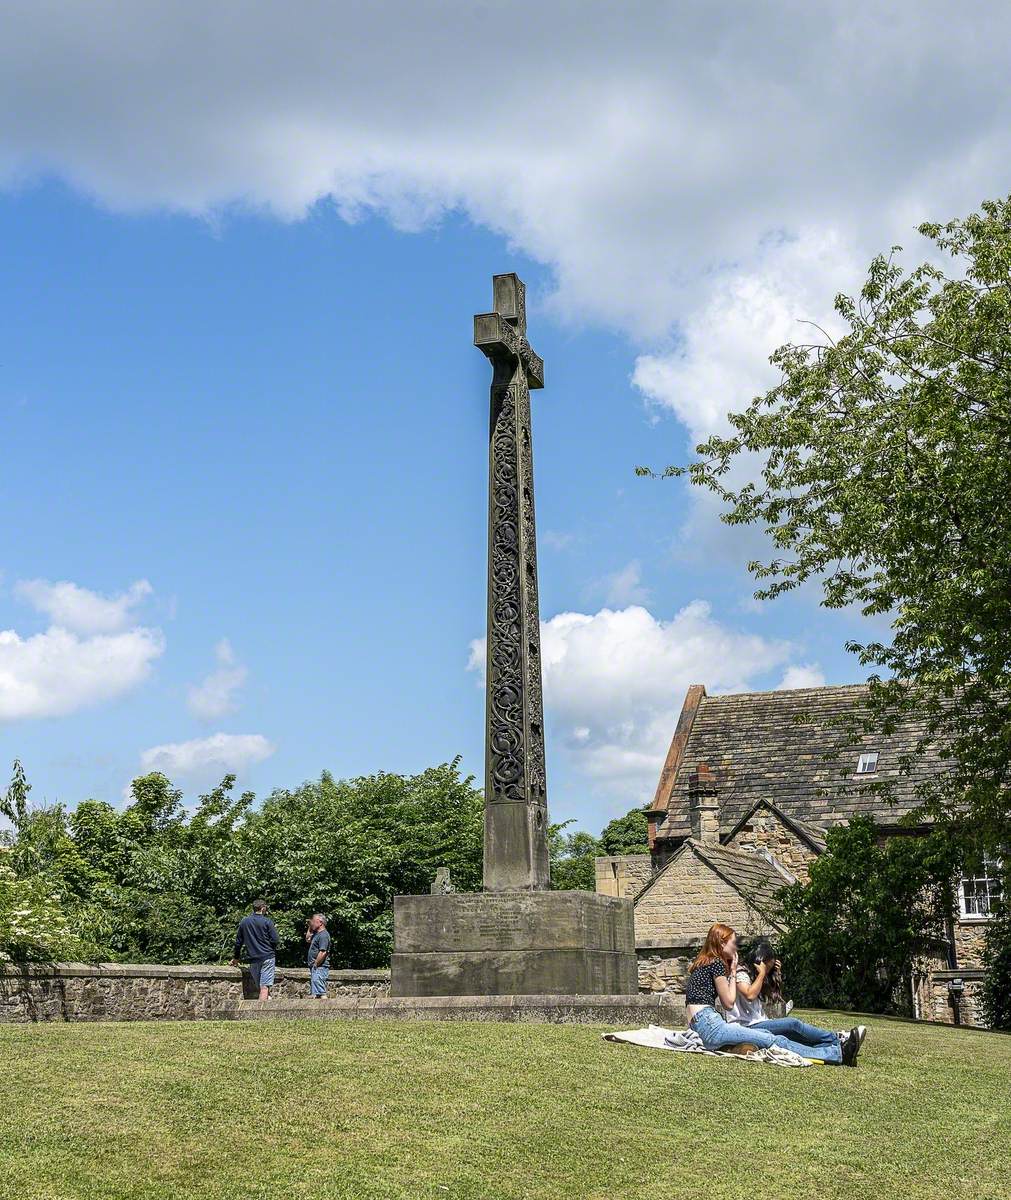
[[305, 913, 331, 1000], [230, 899, 279, 1000]]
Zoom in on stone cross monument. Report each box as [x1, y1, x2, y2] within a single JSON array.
[[389, 272, 636, 999], [474, 273, 549, 891]]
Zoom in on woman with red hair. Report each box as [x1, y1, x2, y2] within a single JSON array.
[[684, 923, 860, 1065]]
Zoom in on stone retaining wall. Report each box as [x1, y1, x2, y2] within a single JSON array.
[[0, 962, 391, 1023]]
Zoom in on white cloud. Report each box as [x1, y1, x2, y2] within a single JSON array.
[[139, 732, 275, 779], [542, 530, 578, 552], [599, 560, 650, 607], [778, 663, 826, 690], [187, 638, 248, 720], [632, 230, 856, 444], [0, 5, 1007, 344], [0, 625, 164, 720], [15, 578, 153, 634], [470, 600, 823, 803]]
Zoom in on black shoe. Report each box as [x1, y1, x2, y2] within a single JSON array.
[[840, 1027, 862, 1067], [854, 1025, 868, 1053]]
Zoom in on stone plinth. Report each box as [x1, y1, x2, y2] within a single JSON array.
[[234, 993, 683, 1025], [390, 890, 636, 997]]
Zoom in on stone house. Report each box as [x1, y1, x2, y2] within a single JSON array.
[[596, 683, 1001, 1027]]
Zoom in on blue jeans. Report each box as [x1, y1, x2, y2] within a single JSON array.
[[690, 1006, 842, 1063], [310, 964, 329, 997], [751, 1016, 840, 1052]]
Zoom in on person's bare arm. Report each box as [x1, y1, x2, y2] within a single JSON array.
[[714, 955, 738, 1009], [737, 961, 768, 1001]]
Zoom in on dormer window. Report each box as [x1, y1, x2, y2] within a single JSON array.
[[856, 751, 879, 774]]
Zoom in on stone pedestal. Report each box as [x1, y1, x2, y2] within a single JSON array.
[[390, 890, 636, 997]]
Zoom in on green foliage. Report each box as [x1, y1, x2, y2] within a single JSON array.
[[547, 808, 650, 891], [0, 759, 31, 829], [243, 761, 484, 966], [651, 197, 1011, 849], [3, 752, 653, 963], [981, 888, 1011, 1031], [2, 758, 484, 969], [778, 816, 960, 1013], [599, 808, 649, 855], [548, 823, 600, 891], [0, 761, 100, 963]]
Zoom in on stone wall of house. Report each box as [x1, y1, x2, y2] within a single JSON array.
[[637, 946, 696, 994], [594, 855, 654, 900], [952, 920, 988, 969], [633, 848, 777, 949], [917, 968, 987, 1026], [0, 962, 391, 1024], [724, 812, 818, 883]]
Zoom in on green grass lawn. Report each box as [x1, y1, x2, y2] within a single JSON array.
[[0, 1011, 1007, 1200]]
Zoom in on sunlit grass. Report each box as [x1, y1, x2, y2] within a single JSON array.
[[0, 1011, 1005, 1200]]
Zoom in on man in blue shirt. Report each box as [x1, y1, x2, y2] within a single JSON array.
[[230, 899, 279, 1001], [305, 912, 331, 1000]]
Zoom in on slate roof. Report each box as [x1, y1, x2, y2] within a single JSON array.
[[635, 837, 791, 928], [653, 683, 946, 844]]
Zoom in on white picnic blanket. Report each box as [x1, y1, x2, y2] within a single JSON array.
[[603, 1024, 813, 1068]]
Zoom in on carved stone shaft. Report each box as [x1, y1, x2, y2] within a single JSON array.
[[474, 273, 549, 891]]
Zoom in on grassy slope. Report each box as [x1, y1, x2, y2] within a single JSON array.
[[0, 1011, 1007, 1200]]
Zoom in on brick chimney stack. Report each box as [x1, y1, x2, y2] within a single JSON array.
[[688, 762, 720, 846]]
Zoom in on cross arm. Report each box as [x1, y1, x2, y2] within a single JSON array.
[[473, 312, 544, 389]]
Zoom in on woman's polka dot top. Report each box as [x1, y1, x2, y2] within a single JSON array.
[[684, 958, 727, 1007]]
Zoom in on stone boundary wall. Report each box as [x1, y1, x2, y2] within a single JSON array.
[[0, 962, 391, 1024]]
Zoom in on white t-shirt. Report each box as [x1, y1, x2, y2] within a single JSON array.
[[724, 968, 766, 1026]]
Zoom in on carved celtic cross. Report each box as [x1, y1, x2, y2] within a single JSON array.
[[474, 273, 550, 891]]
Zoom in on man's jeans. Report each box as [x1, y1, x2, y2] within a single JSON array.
[[310, 964, 329, 998], [689, 1005, 842, 1063]]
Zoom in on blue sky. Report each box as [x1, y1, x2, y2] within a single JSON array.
[[2, 4, 1008, 831]]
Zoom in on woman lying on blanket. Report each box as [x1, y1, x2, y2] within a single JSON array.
[[684, 924, 863, 1066], [727, 938, 867, 1061]]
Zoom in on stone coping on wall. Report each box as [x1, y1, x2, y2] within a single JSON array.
[[233, 992, 686, 1024], [0, 962, 391, 983]]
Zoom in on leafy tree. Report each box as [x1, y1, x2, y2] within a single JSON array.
[[0, 761, 101, 963], [548, 824, 601, 891], [0, 848, 98, 962], [0, 759, 31, 830], [599, 808, 650, 856], [243, 760, 484, 967], [647, 198, 1011, 848], [2, 758, 484, 969], [778, 816, 961, 1013], [981, 887, 1011, 1031]]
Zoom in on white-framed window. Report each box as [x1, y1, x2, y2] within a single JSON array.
[[856, 751, 879, 774], [959, 856, 1003, 919]]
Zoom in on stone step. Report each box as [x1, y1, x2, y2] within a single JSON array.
[[232, 993, 685, 1024]]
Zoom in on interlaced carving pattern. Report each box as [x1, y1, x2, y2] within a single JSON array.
[[487, 369, 548, 806]]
